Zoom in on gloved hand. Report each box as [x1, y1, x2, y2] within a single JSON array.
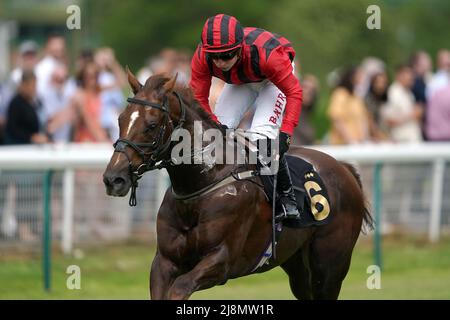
[[279, 131, 291, 156], [218, 123, 229, 135]]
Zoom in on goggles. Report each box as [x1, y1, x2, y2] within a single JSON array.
[[207, 48, 240, 61]]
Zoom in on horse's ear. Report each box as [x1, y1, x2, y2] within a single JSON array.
[[162, 73, 178, 93], [126, 65, 142, 94]]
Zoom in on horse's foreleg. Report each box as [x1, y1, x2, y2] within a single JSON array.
[[150, 251, 179, 300], [167, 246, 229, 300]]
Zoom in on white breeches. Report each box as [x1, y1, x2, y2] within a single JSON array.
[[214, 79, 286, 141]]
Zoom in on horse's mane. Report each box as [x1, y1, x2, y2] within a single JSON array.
[[142, 74, 217, 127], [175, 85, 218, 127]]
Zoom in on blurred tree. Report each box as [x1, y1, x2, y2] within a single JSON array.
[[89, 0, 450, 139], [90, 0, 273, 71]]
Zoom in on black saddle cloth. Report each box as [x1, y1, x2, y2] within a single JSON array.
[[259, 154, 332, 228]]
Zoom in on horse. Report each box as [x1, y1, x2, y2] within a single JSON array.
[[103, 70, 373, 300]]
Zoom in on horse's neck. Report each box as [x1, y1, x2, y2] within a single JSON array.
[[167, 107, 237, 196]]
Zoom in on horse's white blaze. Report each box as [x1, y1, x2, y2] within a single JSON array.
[[113, 153, 122, 166], [127, 111, 140, 135], [113, 110, 140, 167]]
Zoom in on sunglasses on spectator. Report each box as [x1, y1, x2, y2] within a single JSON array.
[[207, 48, 240, 61]]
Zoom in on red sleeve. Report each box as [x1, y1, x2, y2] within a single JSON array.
[[189, 47, 218, 122], [263, 48, 303, 136]]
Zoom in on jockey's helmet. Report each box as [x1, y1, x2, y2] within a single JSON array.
[[201, 14, 244, 53]]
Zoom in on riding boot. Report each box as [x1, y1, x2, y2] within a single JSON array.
[[277, 154, 302, 220]]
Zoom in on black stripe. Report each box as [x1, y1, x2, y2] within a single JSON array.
[[245, 28, 264, 45], [222, 70, 232, 84], [237, 66, 251, 83], [250, 46, 264, 79], [235, 21, 243, 42], [263, 37, 281, 60], [207, 17, 214, 45], [220, 15, 230, 45], [206, 56, 214, 74]]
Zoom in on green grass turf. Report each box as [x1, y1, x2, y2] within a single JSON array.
[[1, 235, 449, 299]]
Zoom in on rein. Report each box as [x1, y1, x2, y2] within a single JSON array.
[[113, 91, 186, 206]]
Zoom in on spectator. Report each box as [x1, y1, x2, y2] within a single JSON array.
[[75, 49, 95, 75], [356, 57, 386, 98], [9, 40, 39, 87], [410, 51, 432, 139], [327, 66, 371, 144], [426, 83, 450, 141], [4, 71, 48, 145], [426, 49, 450, 100], [381, 65, 423, 143], [137, 57, 154, 84], [35, 34, 67, 98], [365, 71, 390, 138], [72, 62, 109, 143], [410, 51, 432, 105], [292, 74, 319, 145], [1, 41, 39, 143], [95, 47, 126, 141], [42, 63, 76, 143]]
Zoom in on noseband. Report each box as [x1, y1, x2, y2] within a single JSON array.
[[113, 91, 186, 206]]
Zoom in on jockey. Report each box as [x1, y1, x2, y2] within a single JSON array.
[[190, 14, 303, 221]]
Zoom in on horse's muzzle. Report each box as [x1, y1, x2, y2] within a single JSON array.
[[103, 171, 131, 197]]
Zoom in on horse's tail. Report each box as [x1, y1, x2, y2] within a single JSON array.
[[340, 162, 374, 234]]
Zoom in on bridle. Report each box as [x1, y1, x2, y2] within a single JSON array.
[[113, 91, 186, 206]]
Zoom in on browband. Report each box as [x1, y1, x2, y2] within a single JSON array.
[[127, 97, 168, 113]]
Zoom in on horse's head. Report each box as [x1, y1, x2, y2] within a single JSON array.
[[103, 68, 181, 200]]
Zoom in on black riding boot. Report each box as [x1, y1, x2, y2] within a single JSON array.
[[277, 154, 301, 220]]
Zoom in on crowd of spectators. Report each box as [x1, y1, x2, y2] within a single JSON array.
[[1, 33, 449, 148], [324, 50, 450, 145]]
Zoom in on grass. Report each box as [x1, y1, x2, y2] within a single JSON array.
[[1, 235, 450, 299]]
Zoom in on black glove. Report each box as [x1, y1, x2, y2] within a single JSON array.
[[279, 132, 291, 156], [219, 124, 229, 135]]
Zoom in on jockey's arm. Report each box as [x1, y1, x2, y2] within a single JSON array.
[[190, 50, 219, 123], [265, 49, 303, 136]]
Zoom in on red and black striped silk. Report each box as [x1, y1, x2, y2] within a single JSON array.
[[191, 24, 302, 134], [201, 14, 244, 52], [197, 27, 295, 85]]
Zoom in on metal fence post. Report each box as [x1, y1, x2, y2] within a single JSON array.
[[429, 159, 445, 243], [42, 170, 53, 292], [62, 169, 75, 254], [373, 163, 383, 270]]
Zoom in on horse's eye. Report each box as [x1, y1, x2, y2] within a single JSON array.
[[145, 123, 157, 133]]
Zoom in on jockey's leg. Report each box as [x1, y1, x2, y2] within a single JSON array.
[[277, 153, 301, 219], [248, 81, 302, 221], [214, 83, 258, 128]]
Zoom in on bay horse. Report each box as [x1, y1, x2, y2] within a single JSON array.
[[103, 70, 373, 300]]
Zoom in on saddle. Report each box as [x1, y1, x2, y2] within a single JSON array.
[[229, 130, 332, 229]]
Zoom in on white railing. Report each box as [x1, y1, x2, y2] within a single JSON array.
[[0, 143, 168, 253], [0, 142, 449, 252], [314, 142, 450, 242]]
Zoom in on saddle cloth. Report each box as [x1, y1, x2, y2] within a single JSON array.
[[259, 154, 332, 228], [251, 154, 332, 271]]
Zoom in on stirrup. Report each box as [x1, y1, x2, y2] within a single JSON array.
[[283, 204, 300, 218]]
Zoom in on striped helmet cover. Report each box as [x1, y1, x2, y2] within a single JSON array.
[[201, 14, 244, 53]]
